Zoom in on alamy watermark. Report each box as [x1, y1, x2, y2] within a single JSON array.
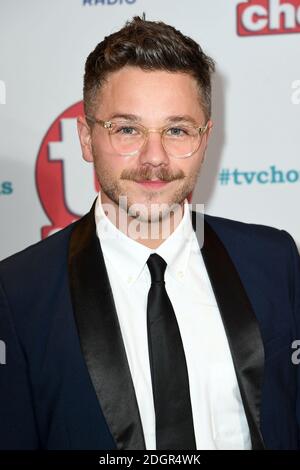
[[291, 340, 300, 364], [0, 80, 6, 104], [291, 80, 300, 105], [0, 340, 6, 365], [97, 196, 205, 247]]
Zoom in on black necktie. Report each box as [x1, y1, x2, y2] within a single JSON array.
[[146, 253, 196, 450]]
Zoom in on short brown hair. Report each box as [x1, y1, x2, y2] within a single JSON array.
[[83, 16, 215, 120]]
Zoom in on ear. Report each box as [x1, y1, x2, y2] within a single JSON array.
[[77, 115, 94, 163], [205, 119, 213, 142]]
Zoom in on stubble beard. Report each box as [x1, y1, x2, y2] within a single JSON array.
[[93, 159, 199, 224]]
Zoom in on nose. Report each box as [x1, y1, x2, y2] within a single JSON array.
[[138, 130, 170, 167]]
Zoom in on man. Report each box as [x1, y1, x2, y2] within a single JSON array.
[[0, 16, 299, 451]]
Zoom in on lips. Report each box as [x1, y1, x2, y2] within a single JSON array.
[[136, 180, 170, 189]]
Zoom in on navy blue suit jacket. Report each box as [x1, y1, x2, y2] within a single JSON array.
[[0, 200, 299, 449]]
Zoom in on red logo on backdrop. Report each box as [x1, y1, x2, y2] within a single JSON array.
[[237, 0, 300, 35], [35, 101, 99, 239]]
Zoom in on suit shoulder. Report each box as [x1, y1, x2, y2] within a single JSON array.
[[0, 220, 78, 280], [204, 212, 283, 238], [202, 212, 298, 255]]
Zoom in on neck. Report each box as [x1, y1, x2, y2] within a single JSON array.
[[100, 193, 184, 249]]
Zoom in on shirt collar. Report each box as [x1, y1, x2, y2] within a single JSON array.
[[94, 191, 194, 286]]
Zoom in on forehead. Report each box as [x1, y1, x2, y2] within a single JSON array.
[[95, 66, 204, 121]]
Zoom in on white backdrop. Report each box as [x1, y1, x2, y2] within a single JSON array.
[[1, 0, 299, 260]]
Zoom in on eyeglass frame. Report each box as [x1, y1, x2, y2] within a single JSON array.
[[85, 114, 209, 159]]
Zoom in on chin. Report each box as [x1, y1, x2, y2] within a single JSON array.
[[127, 200, 179, 224]]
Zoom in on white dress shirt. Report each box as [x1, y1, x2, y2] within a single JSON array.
[[94, 191, 251, 450]]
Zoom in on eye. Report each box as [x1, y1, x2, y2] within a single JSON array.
[[113, 124, 141, 136], [120, 127, 136, 135], [166, 127, 189, 137]]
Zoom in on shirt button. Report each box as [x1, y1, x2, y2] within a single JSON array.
[[127, 275, 133, 284], [177, 271, 184, 278]]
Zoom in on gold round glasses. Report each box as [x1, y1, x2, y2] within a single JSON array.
[[86, 115, 208, 159]]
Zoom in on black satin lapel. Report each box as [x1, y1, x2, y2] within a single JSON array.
[[192, 211, 265, 450], [68, 199, 146, 450]]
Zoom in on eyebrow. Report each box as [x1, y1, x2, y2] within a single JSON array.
[[108, 113, 199, 126]]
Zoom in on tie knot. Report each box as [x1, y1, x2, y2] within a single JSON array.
[[146, 253, 167, 283]]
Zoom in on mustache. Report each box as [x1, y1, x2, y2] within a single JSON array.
[[121, 167, 185, 182]]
